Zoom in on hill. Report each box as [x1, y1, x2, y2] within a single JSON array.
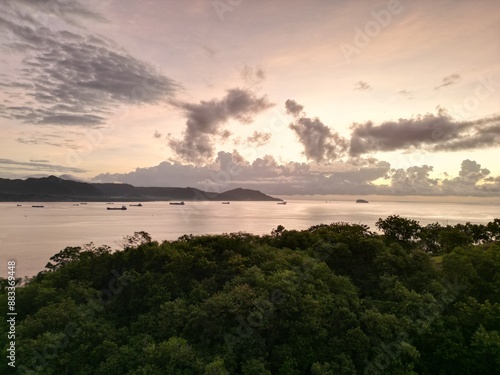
[[0, 176, 281, 202], [214, 187, 280, 201]]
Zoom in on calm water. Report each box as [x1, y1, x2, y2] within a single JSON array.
[[0, 200, 498, 277]]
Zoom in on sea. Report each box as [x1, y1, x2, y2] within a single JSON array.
[[1, 198, 499, 277]]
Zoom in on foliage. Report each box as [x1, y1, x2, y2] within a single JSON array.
[[0, 217, 499, 374]]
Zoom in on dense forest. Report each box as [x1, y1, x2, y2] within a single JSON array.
[[1, 216, 499, 374]]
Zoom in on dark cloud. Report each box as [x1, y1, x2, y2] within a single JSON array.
[[0, 0, 179, 126], [16, 133, 79, 149], [153, 130, 162, 139], [246, 131, 271, 147], [349, 113, 500, 155], [290, 117, 348, 162], [4, 0, 106, 25], [354, 81, 371, 91], [434, 73, 461, 90], [287, 100, 348, 163], [0, 158, 86, 174], [168, 88, 273, 164], [284, 99, 304, 117]]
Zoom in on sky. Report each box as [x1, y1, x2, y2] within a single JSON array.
[[1, 0, 500, 196]]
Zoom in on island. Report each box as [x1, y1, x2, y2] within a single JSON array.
[[356, 199, 369, 203], [0, 176, 282, 202]]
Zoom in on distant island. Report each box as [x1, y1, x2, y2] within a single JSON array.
[[356, 199, 369, 203], [0, 176, 282, 202]]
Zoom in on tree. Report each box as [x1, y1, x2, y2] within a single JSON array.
[[376, 215, 421, 246]]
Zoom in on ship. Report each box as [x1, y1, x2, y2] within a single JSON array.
[[107, 205, 127, 210]]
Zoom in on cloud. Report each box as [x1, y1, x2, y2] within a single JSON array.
[[354, 81, 372, 91], [16, 131, 80, 149], [389, 165, 440, 195], [153, 130, 162, 139], [0, 0, 179, 126], [434, 73, 461, 90], [349, 112, 500, 155], [0, 158, 86, 174], [441, 159, 491, 195], [92, 152, 500, 197], [290, 117, 348, 162], [284, 99, 304, 117], [168, 88, 273, 164], [92, 151, 390, 195], [287, 100, 348, 163], [432, 120, 500, 151], [246, 131, 272, 147], [398, 90, 414, 99], [4, 0, 106, 24], [240, 65, 266, 86]]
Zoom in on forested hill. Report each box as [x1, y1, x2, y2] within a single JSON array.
[[0, 176, 281, 201], [1, 216, 499, 374]]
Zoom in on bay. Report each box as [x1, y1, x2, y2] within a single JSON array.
[[0, 199, 498, 277]]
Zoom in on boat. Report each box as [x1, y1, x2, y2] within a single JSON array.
[[80, 203, 87, 205], [17, 204, 22, 206], [221, 202, 230, 204], [106, 202, 114, 205], [169, 201, 185, 205], [356, 199, 369, 203], [32, 205, 44, 208], [129, 203, 143, 207], [73, 204, 79, 206], [107, 205, 127, 210], [277, 201, 287, 205]]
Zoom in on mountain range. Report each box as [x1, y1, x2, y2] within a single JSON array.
[[0, 176, 282, 202]]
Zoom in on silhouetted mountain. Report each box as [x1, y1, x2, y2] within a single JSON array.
[[0, 176, 281, 202], [215, 188, 280, 201], [92, 183, 138, 197], [0, 176, 102, 200], [133, 187, 217, 200]]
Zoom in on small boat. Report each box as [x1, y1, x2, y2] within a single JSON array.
[[129, 203, 143, 207], [73, 204, 79, 206], [221, 202, 230, 204], [107, 205, 127, 210], [80, 202, 87, 205], [169, 201, 185, 205], [277, 201, 287, 205], [32, 205, 44, 208], [106, 202, 114, 205], [17, 204, 22, 206], [356, 199, 369, 203]]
